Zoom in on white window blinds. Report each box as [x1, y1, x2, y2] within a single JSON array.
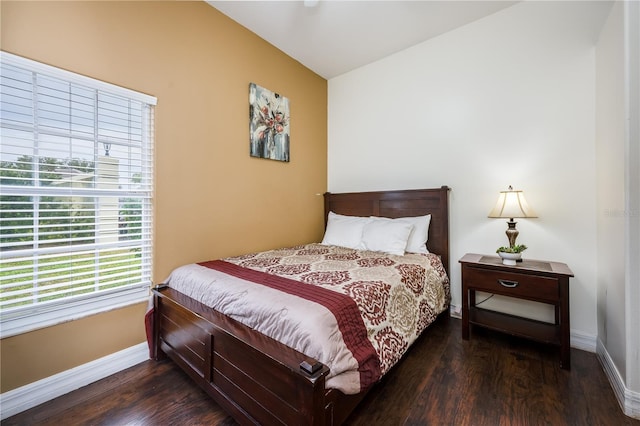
[[0, 51, 157, 337]]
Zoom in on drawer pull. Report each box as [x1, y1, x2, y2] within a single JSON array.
[[498, 279, 519, 288]]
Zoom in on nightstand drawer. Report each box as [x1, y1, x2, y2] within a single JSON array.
[[464, 267, 560, 303]]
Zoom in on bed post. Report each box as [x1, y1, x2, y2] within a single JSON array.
[[439, 185, 451, 277], [152, 285, 167, 361]]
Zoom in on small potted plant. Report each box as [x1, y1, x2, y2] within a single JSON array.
[[496, 244, 528, 265]]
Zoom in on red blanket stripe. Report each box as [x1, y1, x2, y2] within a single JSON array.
[[198, 259, 381, 391]]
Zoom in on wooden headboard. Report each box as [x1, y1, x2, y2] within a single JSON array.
[[323, 185, 451, 275]]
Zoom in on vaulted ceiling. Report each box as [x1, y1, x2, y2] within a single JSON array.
[[207, 1, 519, 79]]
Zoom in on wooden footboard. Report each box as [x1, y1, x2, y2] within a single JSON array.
[[153, 285, 363, 425]]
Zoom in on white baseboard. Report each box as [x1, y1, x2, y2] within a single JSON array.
[[0, 342, 149, 420], [570, 328, 597, 353], [597, 338, 640, 419], [449, 303, 462, 318]]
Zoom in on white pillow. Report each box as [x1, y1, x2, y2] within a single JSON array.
[[361, 217, 413, 256], [321, 212, 370, 250], [395, 214, 431, 254]]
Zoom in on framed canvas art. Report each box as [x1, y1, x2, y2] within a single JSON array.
[[249, 83, 290, 162]]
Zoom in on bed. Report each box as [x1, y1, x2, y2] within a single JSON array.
[[149, 186, 450, 425]]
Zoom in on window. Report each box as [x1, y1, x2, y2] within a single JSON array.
[[0, 52, 156, 337]]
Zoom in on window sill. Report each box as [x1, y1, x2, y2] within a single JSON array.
[[0, 286, 150, 338]]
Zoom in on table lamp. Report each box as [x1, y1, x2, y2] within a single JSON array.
[[488, 185, 537, 249]]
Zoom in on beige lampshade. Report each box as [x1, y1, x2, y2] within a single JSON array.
[[488, 186, 537, 219]]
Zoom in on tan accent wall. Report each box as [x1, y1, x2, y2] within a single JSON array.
[[0, 1, 327, 393], [0, 304, 148, 392]]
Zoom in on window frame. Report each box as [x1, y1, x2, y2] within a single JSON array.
[[0, 51, 156, 338]]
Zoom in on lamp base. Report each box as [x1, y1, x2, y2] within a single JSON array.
[[506, 219, 519, 248]]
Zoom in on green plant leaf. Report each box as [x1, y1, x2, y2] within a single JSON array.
[[496, 244, 528, 253]]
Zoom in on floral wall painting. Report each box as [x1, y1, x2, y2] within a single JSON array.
[[249, 83, 290, 162]]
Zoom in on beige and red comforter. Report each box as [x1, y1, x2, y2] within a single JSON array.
[[161, 243, 450, 394]]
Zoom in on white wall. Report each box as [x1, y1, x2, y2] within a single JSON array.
[[596, 0, 626, 381], [328, 1, 614, 342], [622, 0, 640, 400], [595, 1, 640, 416]]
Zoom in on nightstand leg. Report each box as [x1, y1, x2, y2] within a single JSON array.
[[559, 279, 571, 369], [462, 284, 470, 340]]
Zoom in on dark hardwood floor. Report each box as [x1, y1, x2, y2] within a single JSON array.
[[4, 316, 637, 426]]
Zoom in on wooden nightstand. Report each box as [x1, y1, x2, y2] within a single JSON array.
[[459, 253, 574, 369]]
